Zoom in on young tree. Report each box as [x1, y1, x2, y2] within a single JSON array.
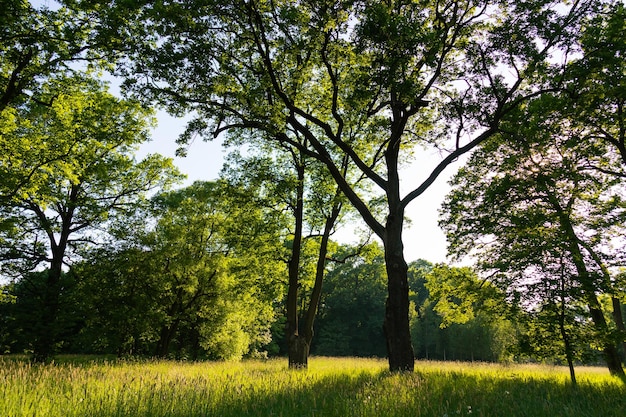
[[223, 144, 359, 367], [0, 76, 180, 361], [74, 0, 593, 371]]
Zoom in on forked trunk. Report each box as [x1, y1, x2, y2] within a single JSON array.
[[288, 334, 310, 369]]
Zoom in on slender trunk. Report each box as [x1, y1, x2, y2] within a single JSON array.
[[546, 184, 625, 378], [383, 211, 414, 371], [559, 291, 576, 385], [287, 160, 305, 368], [301, 201, 341, 352]]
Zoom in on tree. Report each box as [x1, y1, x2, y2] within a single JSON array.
[[555, 2, 626, 365], [0, 76, 180, 361], [222, 143, 360, 367], [79, 0, 594, 371], [439, 110, 626, 378], [562, 1, 626, 166], [0, 0, 141, 113], [70, 180, 285, 359]]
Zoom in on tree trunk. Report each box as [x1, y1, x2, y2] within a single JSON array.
[[300, 199, 342, 357], [286, 159, 305, 368], [547, 188, 625, 378], [611, 298, 626, 362], [559, 291, 576, 385], [155, 320, 179, 358], [383, 212, 414, 372], [30, 186, 78, 363], [288, 334, 310, 369]]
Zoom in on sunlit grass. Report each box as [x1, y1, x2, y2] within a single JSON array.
[[1, 356, 624, 417]]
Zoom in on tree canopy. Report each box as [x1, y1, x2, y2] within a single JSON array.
[[0, 75, 180, 361]]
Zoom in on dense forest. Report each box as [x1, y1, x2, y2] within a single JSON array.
[[1, 0, 626, 382]]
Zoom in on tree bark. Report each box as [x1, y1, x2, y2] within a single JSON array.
[[543, 182, 625, 378], [288, 334, 310, 369], [559, 288, 576, 385], [31, 195, 75, 363], [560, 216, 624, 377], [155, 319, 180, 358], [286, 158, 306, 368], [611, 298, 626, 362], [383, 212, 414, 372]]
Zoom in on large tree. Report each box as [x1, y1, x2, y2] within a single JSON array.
[[0, 76, 180, 361], [562, 1, 626, 166], [72, 180, 285, 359], [74, 0, 592, 371], [439, 108, 626, 377]]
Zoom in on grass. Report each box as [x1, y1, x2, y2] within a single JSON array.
[[1, 356, 624, 417]]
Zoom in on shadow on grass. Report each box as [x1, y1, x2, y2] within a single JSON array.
[[85, 367, 626, 417], [3, 356, 623, 417]]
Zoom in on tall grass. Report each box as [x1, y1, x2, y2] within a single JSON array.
[[1, 356, 624, 417]]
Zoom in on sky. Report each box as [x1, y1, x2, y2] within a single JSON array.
[[138, 112, 461, 264]]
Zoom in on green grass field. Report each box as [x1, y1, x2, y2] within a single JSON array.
[[1, 356, 624, 417]]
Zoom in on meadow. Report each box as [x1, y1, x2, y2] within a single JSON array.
[[1, 356, 624, 417]]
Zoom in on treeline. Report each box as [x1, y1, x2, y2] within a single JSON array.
[[2, 223, 621, 366]]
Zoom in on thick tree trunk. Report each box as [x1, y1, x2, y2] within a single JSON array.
[[30, 186, 78, 363], [288, 334, 310, 369], [587, 305, 625, 377], [383, 212, 414, 372], [155, 319, 180, 358], [611, 298, 626, 362]]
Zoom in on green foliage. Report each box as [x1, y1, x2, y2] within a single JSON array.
[[439, 69, 626, 372], [0, 75, 181, 275], [89, 0, 595, 371], [0, 0, 133, 112], [0, 74, 180, 360], [313, 243, 388, 357], [562, 1, 626, 165], [411, 262, 517, 362], [71, 180, 285, 360]]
